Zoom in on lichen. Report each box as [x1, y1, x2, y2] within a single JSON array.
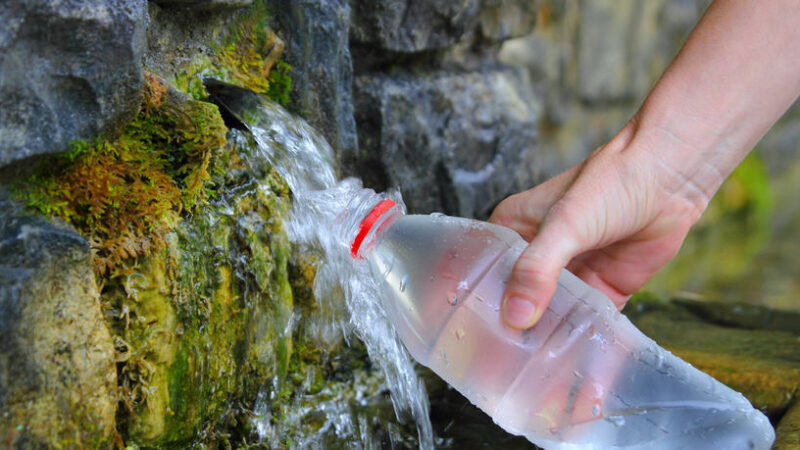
[[13, 73, 227, 275], [173, 1, 293, 106]]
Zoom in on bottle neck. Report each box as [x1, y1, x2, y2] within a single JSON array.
[[340, 189, 404, 259]]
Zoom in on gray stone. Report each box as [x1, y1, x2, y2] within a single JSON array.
[[153, 0, 252, 11], [268, 0, 358, 166], [478, 0, 538, 42], [576, 0, 665, 103], [350, 0, 482, 53], [576, 0, 637, 102], [0, 197, 117, 447], [354, 67, 540, 218], [0, 0, 147, 167]]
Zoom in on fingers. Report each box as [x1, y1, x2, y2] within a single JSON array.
[[501, 206, 581, 329]]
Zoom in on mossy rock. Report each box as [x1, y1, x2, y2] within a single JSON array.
[[170, 0, 292, 106], [13, 73, 228, 276], [102, 130, 294, 446], [775, 402, 800, 449], [0, 196, 117, 448]]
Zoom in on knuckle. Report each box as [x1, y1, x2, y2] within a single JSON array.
[[512, 250, 553, 287], [542, 200, 584, 247], [545, 199, 578, 226]]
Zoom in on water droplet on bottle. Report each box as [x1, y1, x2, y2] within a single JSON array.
[[455, 328, 465, 340], [607, 416, 625, 427], [457, 279, 469, 291], [592, 404, 601, 417], [399, 275, 408, 292], [447, 293, 458, 305], [655, 350, 665, 368]]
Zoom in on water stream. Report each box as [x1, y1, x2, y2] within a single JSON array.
[[207, 82, 435, 448]]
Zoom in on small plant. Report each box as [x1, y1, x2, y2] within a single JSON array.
[[266, 60, 292, 107]]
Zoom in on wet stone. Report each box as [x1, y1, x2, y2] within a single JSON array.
[[0, 196, 117, 447]]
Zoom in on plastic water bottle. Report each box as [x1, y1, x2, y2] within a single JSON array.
[[346, 195, 775, 450]]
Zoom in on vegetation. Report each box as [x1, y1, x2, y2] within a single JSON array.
[[645, 151, 773, 295], [103, 131, 295, 446], [174, 1, 293, 106], [14, 74, 227, 275]]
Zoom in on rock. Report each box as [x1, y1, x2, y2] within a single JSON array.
[[775, 402, 800, 449], [0, 197, 117, 447], [144, 1, 242, 80], [478, 0, 538, 42], [0, 0, 147, 167], [349, 0, 482, 53], [353, 67, 540, 218], [268, 0, 359, 164], [575, 0, 636, 102], [153, 0, 253, 11], [576, 0, 663, 103]]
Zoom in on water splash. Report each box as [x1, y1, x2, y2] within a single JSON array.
[[207, 81, 434, 448]]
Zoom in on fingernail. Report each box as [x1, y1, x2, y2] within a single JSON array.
[[503, 297, 539, 329]]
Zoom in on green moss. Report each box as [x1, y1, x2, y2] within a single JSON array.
[[13, 74, 227, 275], [266, 60, 293, 107], [775, 402, 800, 449], [173, 2, 293, 106]]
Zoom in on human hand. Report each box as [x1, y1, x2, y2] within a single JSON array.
[[490, 122, 709, 329], [490, 0, 800, 329]]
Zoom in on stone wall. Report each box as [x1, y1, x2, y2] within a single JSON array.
[[269, 0, 718, 219]]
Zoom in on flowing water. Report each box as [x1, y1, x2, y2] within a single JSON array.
[[207, 83, 435, 448]]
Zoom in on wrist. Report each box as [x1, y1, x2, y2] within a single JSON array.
[[596, 114, 724, 229], [619, 103, 747, 221]]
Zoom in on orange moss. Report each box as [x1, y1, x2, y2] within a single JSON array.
[[16, 74, 227, 275]]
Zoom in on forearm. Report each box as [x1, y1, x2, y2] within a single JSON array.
[[623, 0, 800, 210]]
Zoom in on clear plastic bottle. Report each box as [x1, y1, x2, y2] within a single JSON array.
[[347, 196, 775, 450]]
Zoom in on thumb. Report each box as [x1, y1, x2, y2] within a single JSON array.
[[502, 207, 581, 329]]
